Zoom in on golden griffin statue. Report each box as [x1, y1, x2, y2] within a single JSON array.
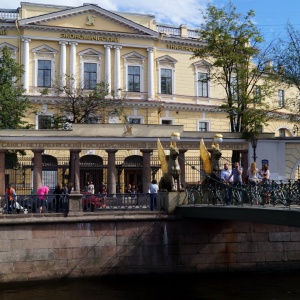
[[157, 132, 183, 192], [200, 134, 223, 175]]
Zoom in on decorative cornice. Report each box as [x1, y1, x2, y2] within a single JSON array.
[[18, 4, 160, 38], [19, 25, 159, 41]]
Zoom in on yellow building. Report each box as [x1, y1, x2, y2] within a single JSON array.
[[0, 2, 300, 194]]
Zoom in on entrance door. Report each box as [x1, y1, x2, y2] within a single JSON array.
[[124, 169, 142, 192]]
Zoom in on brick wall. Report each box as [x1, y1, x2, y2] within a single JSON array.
[[1, 216, 300, 282]]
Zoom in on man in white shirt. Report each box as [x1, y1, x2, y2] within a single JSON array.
[[221, 163, 233, 205], [149, 179, 159, 211]]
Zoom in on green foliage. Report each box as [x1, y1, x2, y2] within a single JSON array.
[[0, 46, 31, 129], [193, 1, 278, 137], [51, 76, 124, 128], [271, 23, 300, 113]]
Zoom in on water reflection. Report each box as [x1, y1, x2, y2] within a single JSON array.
[[1, 272, 300, 300]]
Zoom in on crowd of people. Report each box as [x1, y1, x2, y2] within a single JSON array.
[[205, 162, 271, 205]]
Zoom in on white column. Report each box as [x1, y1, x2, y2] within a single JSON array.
[[114, 45, 122, 98], [147, 47, 155, 100], [22, 38, 31, 93], [69, 42, 77, 91], [59, 41, 68, 89], [104, 45, 112, 94]]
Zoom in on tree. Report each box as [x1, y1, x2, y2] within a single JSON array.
[[38, 76, 125, 184], [0, 46, 31, 167], [0, 46, 31, 129], [40, 76, 124, 129], [271, 23, 300, 113], [193, 2, 278, 141]]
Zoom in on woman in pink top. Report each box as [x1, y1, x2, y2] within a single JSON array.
[[37, 186, 49, 212]]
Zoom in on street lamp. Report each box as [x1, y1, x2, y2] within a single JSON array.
[[170, 131, 180, 147], [250, 137, 258, 162]]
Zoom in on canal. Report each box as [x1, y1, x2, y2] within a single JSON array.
[[1, 272, 300, 299]]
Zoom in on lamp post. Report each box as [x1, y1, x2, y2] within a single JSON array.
[[250, 137, 258, 162], [170, 131, 180, 147]]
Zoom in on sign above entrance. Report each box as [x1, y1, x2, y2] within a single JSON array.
[[60, 33, 119, 43]]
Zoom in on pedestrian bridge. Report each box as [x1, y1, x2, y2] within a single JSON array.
[[177, 181, 300, 228], [177, 204, 300, 228]]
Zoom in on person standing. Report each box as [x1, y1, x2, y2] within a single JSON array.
[[5, 183, 17, 214], [54, 183, 64, 213], [125, 184, 132, 194], [229, 162, 243, 202], [229, 162, 243, 185], [149, 179, 159, 211], [100, 186, 107, 208], [247, 162, 260, 184], [221, 163, 233, 205], [87, 182, 95, 194], [259, 164, 271, 204], [259, 164, 270, 183], [37, 185, 49, 213], [67, 182, 74, 194]]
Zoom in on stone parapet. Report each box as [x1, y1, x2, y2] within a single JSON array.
[[0, 214, 300, 282]]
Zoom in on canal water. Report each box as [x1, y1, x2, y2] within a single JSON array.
[[1, 272, 300, 300]]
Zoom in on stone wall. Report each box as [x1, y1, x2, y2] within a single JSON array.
[[1, 214, 300, 282]]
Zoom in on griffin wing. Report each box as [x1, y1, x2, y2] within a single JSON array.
[[200, 138, 212, 174], [157, 138, 168, 175]]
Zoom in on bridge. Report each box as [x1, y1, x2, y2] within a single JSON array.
[[177, 180, 300, 228]]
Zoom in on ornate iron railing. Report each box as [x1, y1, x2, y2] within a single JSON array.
[[0, 192, 152, 214], [186, 179, 300, 208]]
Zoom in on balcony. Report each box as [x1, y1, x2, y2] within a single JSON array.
[[0, 9, 19, 20], [156, 24, 199, 39]]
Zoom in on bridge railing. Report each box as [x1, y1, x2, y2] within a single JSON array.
[[186, 179, 300, 208], [0, 192, 153, 214]]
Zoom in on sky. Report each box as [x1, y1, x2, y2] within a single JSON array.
[[2, 0, 300, 43]]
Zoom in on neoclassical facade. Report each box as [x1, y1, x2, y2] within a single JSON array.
[[0, 2, 300, 194]]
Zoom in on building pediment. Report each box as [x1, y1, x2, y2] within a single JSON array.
[[18, 4, 160, 38], [0, 42, 18, 52], [123, 51, 146, 62], [156, 55, 178, 64], [32, 44, 57, 54]]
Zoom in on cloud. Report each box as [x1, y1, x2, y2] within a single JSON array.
[[3, 0, 208, 28]]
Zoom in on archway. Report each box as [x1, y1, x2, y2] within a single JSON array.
[[80, 155, 104, 193], [41, 154, 58, 190], [123, 155, 143, 193]]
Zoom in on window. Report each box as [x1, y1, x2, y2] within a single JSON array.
[[128, 66, 140, 92], [84, 63, 97, 90], [254, 85, 261, 102], [78, 48, 102, 90], [156, 55, 177, 96], [279, 128, 286, 137], [198, 121, 209, 132], [32, 45, 57, 89], [129, 118, 141, 124], [278, 90, 285, 107], [230, 77, 238, 100], [38, 60, 51, 87], [161, 118, 174, 125], [84, 113, 100, 124], [161, 68, 172, 94], [38, 115, 52, 129], [123, 51, 145, 94], [197, 72, 208, 97]]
